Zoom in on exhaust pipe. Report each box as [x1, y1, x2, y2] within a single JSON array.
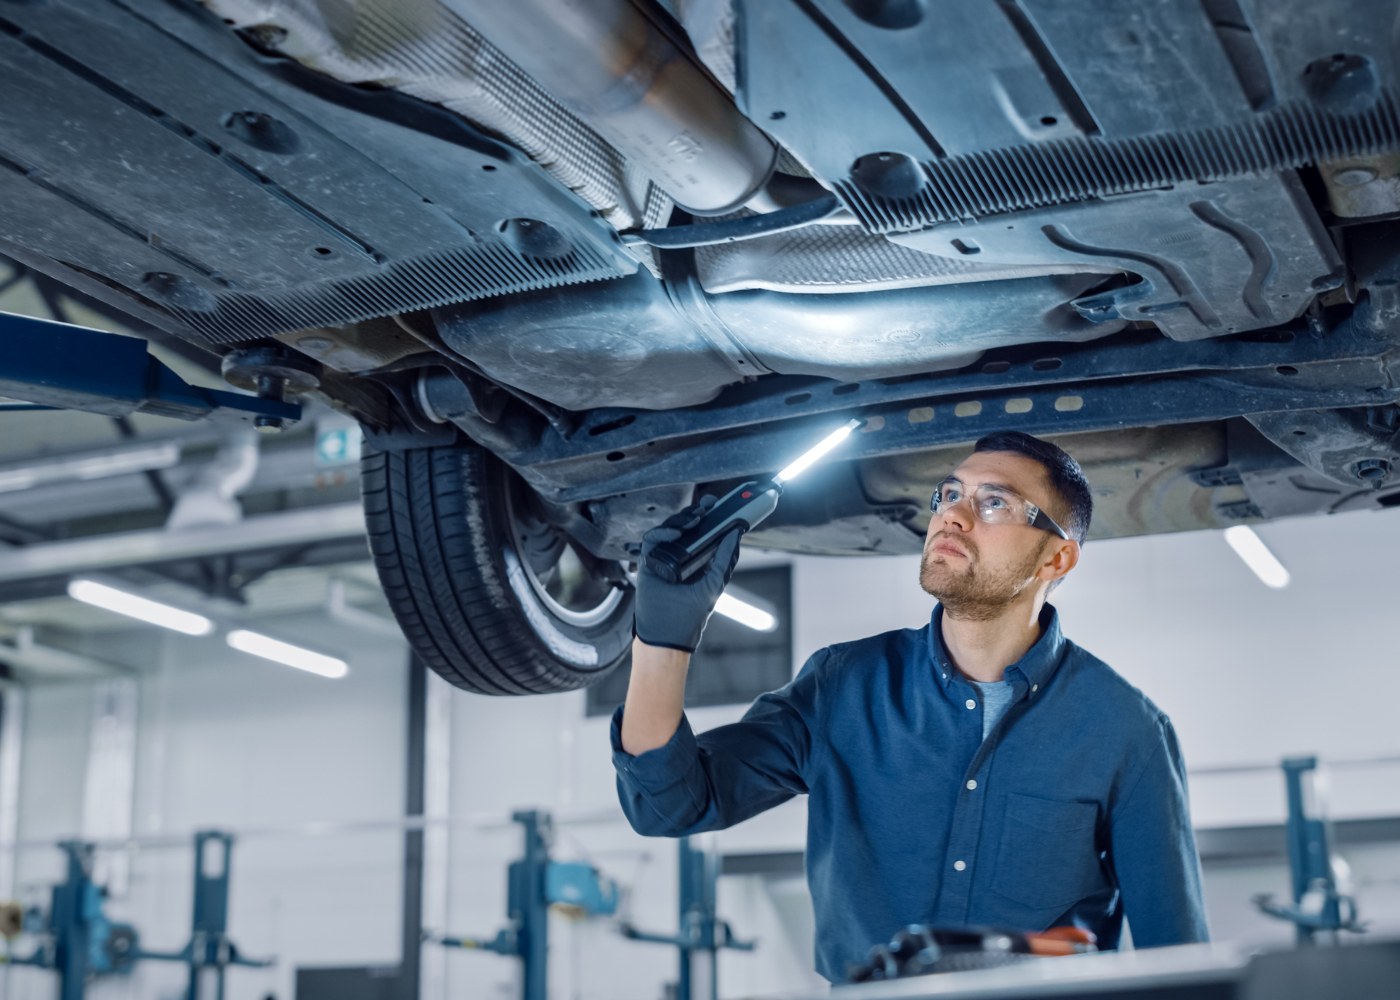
[[451, 0, 776, 215]]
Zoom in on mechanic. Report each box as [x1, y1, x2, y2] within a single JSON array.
[[610, 431, 1209, 981]]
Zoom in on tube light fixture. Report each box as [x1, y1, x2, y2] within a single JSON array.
[[67, 578, 214, 636], [1223, 526, 1290, 589], [226, 629, 349, 679], [0, 442, 181, 494], [775, 418, 863, 484], [714, 591, 778, 632]]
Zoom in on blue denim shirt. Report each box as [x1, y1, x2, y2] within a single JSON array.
[[610, 605, 1208, 982]]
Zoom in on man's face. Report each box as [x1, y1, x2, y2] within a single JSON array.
[[919, 450, 1069, 619]]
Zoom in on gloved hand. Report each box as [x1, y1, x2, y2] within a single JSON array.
[[634, 495, 744, 653]]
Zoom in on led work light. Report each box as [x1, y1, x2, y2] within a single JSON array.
[[644, 418, 863, 583]]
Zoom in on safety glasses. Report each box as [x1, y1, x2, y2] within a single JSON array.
[[930, 479, 1070, 540]]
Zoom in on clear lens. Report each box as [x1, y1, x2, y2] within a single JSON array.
[[930, 479, 961, 511], [931, 482, 1025, 524], [977, 489, 1020, 522], [932, 480, 1069, 538]]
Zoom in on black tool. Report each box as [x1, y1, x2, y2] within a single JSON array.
[[644, 418, 863, 583]]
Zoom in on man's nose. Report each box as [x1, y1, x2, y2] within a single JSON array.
[[937, 496, 975, 532]]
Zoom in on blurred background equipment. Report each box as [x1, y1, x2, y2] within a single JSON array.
[[0, 833, 270, 1000], [620, 836, 756, 1000], [425, 810, 619, 1000], [1254, 756, 1368, 942]]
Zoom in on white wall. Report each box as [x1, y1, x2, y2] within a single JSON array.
[[2, 616, 408, 1000], [5, 504, 1400, 1000]]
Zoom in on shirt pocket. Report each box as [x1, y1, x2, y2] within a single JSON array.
[[991, 792, 1106, 912]]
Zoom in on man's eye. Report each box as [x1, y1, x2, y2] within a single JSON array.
[[983, 494, 1010, 510], [941, 487, 962, 503]]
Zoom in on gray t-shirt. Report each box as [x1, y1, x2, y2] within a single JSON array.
[[969, 678, 1016, 740]]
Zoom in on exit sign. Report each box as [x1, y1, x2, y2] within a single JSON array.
[[315, 427, 362, 466]]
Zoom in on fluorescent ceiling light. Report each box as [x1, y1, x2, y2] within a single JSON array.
[[714, 591, 778, 632], [1223, 526, 1290, 589], [226, 629, 348, 679], [775, 418, 863, 483], [67, 579, 214, 636], [0, 442, 181, 494]]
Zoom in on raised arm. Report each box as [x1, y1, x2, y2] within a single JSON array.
[[612, 652, 819, 836], [622, 496, 742, 754], [620, 640, 693, 755], [613, 499, 816, 835]]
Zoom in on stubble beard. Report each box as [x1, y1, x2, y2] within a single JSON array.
[[919, 538, 1046, 622]]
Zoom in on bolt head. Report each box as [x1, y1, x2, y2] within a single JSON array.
[[250, 24, 288, 48], [1354, 458, 1391, 482], [1332, 167, 1379, 187], [254, 415, 285, 433]]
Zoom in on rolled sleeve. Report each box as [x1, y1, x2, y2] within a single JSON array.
[[611, 706, 714, 835], [610, 650, 825, 838]]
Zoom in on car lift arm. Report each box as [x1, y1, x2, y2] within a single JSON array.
[[620, 837, 755, 1000], [0, 311, 299, 426]]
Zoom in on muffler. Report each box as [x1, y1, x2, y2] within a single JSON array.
[[451, 0, 776, 215]]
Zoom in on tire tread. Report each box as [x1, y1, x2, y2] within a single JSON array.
[[360, 445, 631, 695]]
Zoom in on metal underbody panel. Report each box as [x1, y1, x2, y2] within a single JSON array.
[[0, 0, 638, 346], [892, 176, 1343, 343], [432, 271, 1119, 411], [473, 303, 1400, 560], [203, 0, 673, 231], [692, 220, 1092, 295], [0, 0, 1386, 358], [3, 0, 1400, 559], [510, 312, 1400, 495], [736, 0, 1400, 166]]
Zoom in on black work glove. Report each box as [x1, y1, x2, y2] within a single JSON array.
[[634, 496, 744, 653]]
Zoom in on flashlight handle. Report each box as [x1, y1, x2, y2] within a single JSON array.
[[645, 481, 783, 583]]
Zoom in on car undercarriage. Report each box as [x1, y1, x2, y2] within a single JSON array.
[[3, 0, 1399, 692]]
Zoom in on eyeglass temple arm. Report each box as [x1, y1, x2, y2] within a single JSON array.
[[1029, 505, 1070, 540]]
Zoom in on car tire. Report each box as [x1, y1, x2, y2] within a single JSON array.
[[360, 441, 634, 694]]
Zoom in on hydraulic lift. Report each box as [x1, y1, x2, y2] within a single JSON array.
[[0, 310, 301, 428], [1255, 756, 1368, 943], [427, 809, 620, 1000], [428, 813, 756, 1000], [621, 837, 755, 1000], [0, 831, 270, 1000]]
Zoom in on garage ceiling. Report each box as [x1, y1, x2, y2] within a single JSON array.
[[0, 254, 390, 680]]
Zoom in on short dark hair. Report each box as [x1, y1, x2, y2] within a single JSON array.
[[973, 431, 1093, 544]]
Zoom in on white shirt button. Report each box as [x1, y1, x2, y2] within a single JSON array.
[[953, 860, 967, 872], [966, 779, 977, 791], [965, 699, 976, 710], [1031, 684, 1039, 693]]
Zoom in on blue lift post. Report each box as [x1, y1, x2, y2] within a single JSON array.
[[621, 837, 755, 1000], [2, 831, 270, 999], [53, 842, 119, 1000], [180, 831, 258, 1000], [0, 841, 142, 1000], [431, 809, 619, 1000], [515, 809, 551, 998], [1254, 756, 1366, 943], [0, 310, 300, 427]]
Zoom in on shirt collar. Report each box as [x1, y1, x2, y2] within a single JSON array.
[[928, 603, 1066, 696]]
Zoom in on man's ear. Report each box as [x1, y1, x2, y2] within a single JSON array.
[[1039, 537, 1081, 582]]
